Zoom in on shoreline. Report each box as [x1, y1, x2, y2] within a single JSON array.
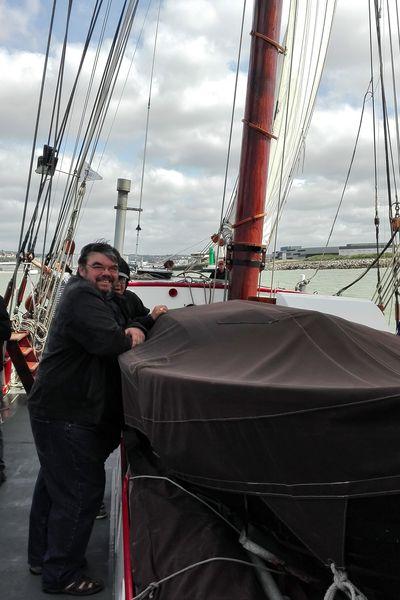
[[268, 258, 391, 271]]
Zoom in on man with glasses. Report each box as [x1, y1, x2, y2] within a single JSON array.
[[0, 294, 11, 485], [27, 241, 145, 596]]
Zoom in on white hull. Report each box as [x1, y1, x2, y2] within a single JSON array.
[[128, 279, 227, 308]]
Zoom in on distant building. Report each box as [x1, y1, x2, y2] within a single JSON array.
[[273, 246, 302, 260], [272, 243, 392, 260], [276, 245, 302, 260], [338, 243, 391, 256], [273, 246, 338, 260], [300, 246, 339, 258]]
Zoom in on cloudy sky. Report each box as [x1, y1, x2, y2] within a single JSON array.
[[0, 0, 396, 257]]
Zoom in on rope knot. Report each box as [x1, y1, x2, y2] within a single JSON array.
[[332, 566, 348, 590], [323, 563, 368, 600], [147, 582, 159, 599]]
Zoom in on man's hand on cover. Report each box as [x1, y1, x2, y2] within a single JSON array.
[[125, 327, 145, 347], [151, 305, 168, 320]]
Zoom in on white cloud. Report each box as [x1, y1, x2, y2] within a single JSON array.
[[0, 0, 40, 43], [0, 0, 396, 260]]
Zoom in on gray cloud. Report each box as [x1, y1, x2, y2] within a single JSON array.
[[0, 0, 394, 259]]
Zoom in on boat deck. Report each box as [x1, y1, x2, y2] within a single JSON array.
[[0, 394, 114, 600]]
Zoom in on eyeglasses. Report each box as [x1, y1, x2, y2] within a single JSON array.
[[87, 262, 118, 274]]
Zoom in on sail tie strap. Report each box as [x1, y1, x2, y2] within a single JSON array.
[[250, 30, 286, 54], [232, 212, 267, 229], [131, 556, 282, 599], [323, 563, 368, 600], [242, 118, 277, 139]]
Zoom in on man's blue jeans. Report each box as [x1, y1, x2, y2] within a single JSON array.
[[0, 423, 5, 480], [28, 415, 120, 589]]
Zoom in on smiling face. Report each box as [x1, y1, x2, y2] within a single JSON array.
[[113, 276, 128, 296], [78, 251, 119, 294]]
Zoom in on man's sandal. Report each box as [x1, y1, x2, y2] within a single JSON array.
[[43, 575, 104, 596]]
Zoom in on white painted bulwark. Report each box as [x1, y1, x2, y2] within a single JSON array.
[[276, 292, 392, 333], [128, 280, 226, 308]]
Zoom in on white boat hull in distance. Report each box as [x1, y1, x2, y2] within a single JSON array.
[[276, 291, 392, 333]]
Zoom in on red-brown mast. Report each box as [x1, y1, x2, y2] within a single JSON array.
[[228, 0, 283, 300]]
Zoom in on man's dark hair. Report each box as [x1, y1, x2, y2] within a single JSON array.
[[78, 241, 119, 268]]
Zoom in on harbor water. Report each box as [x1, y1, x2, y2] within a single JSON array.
[[262, 267, 378, 299], [0, 266, 394, 327]]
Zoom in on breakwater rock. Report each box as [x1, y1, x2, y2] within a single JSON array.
[[268, 258, 392, 271]]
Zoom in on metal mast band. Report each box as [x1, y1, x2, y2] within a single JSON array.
[[242, 119, 277, 139], [250, 30, 286, 54]]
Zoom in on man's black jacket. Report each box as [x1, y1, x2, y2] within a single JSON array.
[[29, 276, 146, 427], [116, 289, 154, 331], [0, 295, 11, 374], [209, 269, 226, 280]]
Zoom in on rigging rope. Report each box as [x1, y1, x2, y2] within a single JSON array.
[[50, 0, 73, 153], [16, 0, 57, 258], [7, 0, 143, 349], [334, 0, 400, 318], [75, 0, 154, 235], [380, 0, 400, 324], [134, 0, 162, 260], [130, 475, 240, 534], [374, 0, 395, 221], [29, 0, 105, 267], [5, 0, 57, 315], [47, 0, 114, 267], [48, 0, 138, 267], [307, 82, 373, 284], [217, 0, 247, 235], [369, 0, 383, 306], [132, 556, 282, 600], [335, 227, 398, 296], [258, 0, 336, 294], [269, 0, 298, 296], [265, 0, 337, 234]]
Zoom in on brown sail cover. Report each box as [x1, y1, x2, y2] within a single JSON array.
[[119, 300, 400, 572]]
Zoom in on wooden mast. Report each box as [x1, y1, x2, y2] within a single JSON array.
[[228, 0, 283, 300]]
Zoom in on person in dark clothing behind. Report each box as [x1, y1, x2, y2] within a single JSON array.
[[0, 295, 12, 484], [209, 258, 227, 280], [28, 242, 148, 596], [114, 258, 168, 325], [95, 257, 167, 521]]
